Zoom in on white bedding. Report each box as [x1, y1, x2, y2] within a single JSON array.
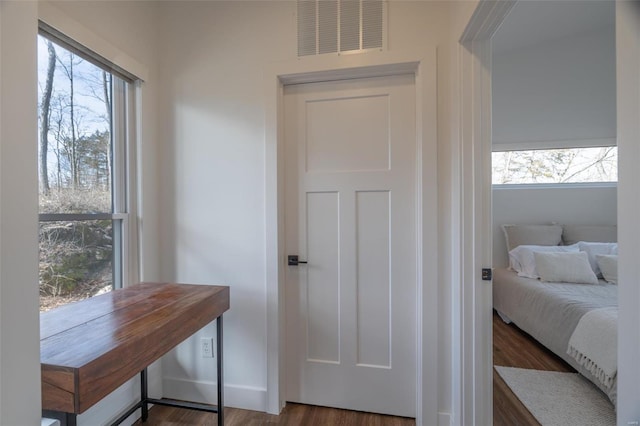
[[493, 267, 617, 406], [568, 307, 617, 389]]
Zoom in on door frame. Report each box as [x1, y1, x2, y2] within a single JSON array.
[[264, 51, 438, 426], [458, 1, 640, 424], [456, 3, 515, 425]]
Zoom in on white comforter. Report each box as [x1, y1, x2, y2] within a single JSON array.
[[493, 267, 618, 406]]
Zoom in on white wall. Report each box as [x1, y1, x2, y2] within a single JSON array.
[[155, 0, 456, 421], [492, 25, 616, 149], [492, 185, 617, 267], [0, 2, 41, 424], [0, 1, 161, 424], [2, 0, 572, 423]]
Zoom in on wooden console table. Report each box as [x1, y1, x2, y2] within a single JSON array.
[[41, 282, 230, 426]]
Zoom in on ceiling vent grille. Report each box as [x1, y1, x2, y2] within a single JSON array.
[[297, 0, 385, 57]]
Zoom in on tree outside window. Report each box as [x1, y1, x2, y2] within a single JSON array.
[[492, 147, 617, 185], [37, 34, 128, 311]]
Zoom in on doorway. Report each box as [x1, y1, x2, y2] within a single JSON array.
[[489, 2, 617, 422], [460, 0, 640, 424], [283, 74, 418, 417]]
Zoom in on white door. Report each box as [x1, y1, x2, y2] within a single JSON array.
[[284, 74, 417, 417]]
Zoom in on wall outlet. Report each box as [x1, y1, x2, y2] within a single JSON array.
[[201, 337, 214, 358]]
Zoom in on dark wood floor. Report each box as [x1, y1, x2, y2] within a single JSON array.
[[136, 312, 570, 425], [493, 310, 574, 426], [133, 402, 415, 425]]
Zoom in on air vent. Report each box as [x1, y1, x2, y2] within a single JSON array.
[[298, 0, 385, 57]]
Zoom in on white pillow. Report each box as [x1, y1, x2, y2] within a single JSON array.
[[509, 244, 579, 279], [534, 251, 599, 284], [577, 241, 618, 277], [596, 254, 618, 284]]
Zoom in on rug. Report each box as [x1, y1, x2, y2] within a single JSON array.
[[495, 366, 615, 426]]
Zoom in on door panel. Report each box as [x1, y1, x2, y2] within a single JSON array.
[[305, 94, 390, 172], [284, 74, 416, 417], [306, 191, 340, 363], [356, 190, 391, 368]]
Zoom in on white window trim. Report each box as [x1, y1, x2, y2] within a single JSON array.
[[37, 29, 141, 293], [492, 137, 617, 152], [492, 182, 618, 190]]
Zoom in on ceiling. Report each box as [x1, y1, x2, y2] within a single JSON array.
[[492, 1, 615, 55]]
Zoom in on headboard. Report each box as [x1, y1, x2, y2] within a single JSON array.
[[492, 185, 617, 267]]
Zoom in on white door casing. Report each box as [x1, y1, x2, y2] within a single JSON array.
[[458, 2, 515, 425], [284, 74, 417, 417]]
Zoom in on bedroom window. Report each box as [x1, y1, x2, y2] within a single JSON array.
[[492, 146, 617, 185], [37, 27, 138, 312]]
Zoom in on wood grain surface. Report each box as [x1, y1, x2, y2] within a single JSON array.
[[41, 282, 229, 414], [134, 402, 416, 426]]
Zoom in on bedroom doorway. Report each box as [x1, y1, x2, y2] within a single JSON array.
[[489, 1, 618, 423]]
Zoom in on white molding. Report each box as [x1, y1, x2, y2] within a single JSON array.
[[417, 50, 439, 426], [163, 377, 267, 412], [264, 50, 438, 423], [457, 2, 513, 425], [438, 411, 451, 426], [77, 379, 140, 426], [460, 0, 515, 44], [492, 137, 617, 151], [279, 62, 419, 85], [492, 182, 617, 191], [615, 1, 640, 422]]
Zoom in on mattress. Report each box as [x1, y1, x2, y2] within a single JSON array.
[[493, 267, 618, 405]]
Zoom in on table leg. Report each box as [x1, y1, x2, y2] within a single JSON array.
[[217, 315, 224, 426], [141, 368, 149, 422], [66, 413, 77, 426], [42, 410, 76, 426]]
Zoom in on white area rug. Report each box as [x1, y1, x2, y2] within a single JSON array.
[[495, 366, 615, 426]]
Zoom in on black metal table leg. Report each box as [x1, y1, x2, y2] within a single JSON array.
[[66, 413, 77, 426], [217, 314, 224, 426], [42, 410, 77, 426], [98, 316, 225, 426], [141, 368, 149, 422]]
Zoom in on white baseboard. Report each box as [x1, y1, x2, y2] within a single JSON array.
[[438, 411, 451, 426], [163, 377, 267, 412], [77, 379, 140, 426]]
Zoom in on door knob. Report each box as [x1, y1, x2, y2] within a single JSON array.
[[288, 255, 308, 266]]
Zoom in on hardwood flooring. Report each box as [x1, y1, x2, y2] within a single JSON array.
[[133, 402, 415, 425], [493, 310, 574, 426], [135, 311, 571, 425]]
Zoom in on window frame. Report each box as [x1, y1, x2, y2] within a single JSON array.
[[491, 145, 618, 186], [37, 27, 140, 300]]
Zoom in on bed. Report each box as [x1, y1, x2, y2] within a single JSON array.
[[493, 224, 618, 406]]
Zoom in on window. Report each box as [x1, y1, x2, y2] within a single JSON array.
[[37, 29, 137, 312], [492, 146, 617, 185]]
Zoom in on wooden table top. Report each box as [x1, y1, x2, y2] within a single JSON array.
[[41, 282, 230, 414]]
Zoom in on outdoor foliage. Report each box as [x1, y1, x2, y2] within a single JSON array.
[[492, 147, 617, 185], [38, 36, 115, 311], [39, 217, 112, 302]]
